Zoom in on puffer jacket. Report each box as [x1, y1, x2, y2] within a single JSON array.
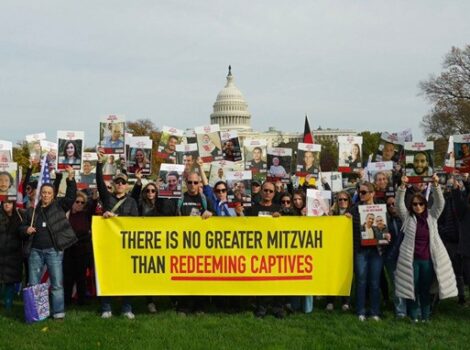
[[0, 207, 24, 283]]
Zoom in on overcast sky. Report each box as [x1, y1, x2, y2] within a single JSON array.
[[1, 1, 469, 146]]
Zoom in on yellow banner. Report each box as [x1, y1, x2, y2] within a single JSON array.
[[92, 216, 352, 296]]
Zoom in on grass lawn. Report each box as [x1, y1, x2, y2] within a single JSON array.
[[0, 296, 469, 350]]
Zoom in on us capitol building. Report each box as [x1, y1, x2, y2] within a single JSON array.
[[209, 66, 356, 146]]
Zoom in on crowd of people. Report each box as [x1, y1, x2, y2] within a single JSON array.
[[0, 146, 469, 323]]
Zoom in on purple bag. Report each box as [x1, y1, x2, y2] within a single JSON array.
[[23, 283, 50, 324]]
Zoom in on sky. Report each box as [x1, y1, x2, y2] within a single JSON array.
[[1, 0, 469, 146]]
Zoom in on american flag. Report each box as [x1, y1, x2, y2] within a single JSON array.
[[34, 154, 52, 208]]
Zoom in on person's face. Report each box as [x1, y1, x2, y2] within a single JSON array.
[[382, 143, 395, 161], [413, 153, 428, 175], [359, 185, 374, 203], [337, 194, 349, 209], [411, 198, 426, 215], [167, 137, 177, 151], [66, 143, 75, 157], [72, 196, 86, 212], [281, 196, 291, 208], [214, 183, 227, 201], [41, 186, 54, 206], [375, 173, 388, 190], [352, 145, 360, 157], [186, 174, 200, 195], [366, 214, 375, 227], [111, 125, 122, 141], [83, 161, 92, 174], [145, 185, 157, 200], [253, 149, 261, 161], [293, 194, 304, 209], [135, 151, 144, 162], [167, 175, 178, 190], [225, 141, 234, 151], [261, 183, 275, 202], [0, 174, 11, 192], [251, 182, 261, 194], [2, 201, 14, 214], [462, 144, 470, 155], [113, 179, 128, 195], [217, 168, 224, 177], [202, 135, 210, 144], [273, 157, 280, 166], [237, 182, 246, 194], [375, 216, 385, 229], [304, 152, 314, 167], [108, 155, 115, 164], [183, 155, 193, 168], [386, 197, 397, 216], [275, 181, 283, 192]]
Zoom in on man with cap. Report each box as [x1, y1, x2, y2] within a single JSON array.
[[96, 150, 138, 319]]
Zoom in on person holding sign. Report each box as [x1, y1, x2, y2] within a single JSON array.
[[395, 175, 457, 322], [20, 166, 77, 320]]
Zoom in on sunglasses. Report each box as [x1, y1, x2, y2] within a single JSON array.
[[252, 183, 261, 187], [214, 188, 227, 193], [338, 198, 348, 202], [387, 203, 395, 207], [359, 191, 369, 195], [75, 200, 85, 204], [263, 189, 274, 193], [146, 189, 156, 193], [281, 200, 291, 204], [187, 181, 199, 185], [114, 180, 126, 185], [412, 202, 425, 207]]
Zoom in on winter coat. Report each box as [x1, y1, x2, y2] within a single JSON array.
[[452, 189, 470, 258], [0, 208, 24, 283], [20, 178, 78, 256], [395, 185, 457, 300]]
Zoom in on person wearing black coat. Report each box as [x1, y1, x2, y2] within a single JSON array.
[[20, 166, 77, 320], [0, 200, 24, 311]]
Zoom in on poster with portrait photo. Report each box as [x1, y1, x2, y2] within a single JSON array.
[[243, 139, 268, 182], [157, 126, 183, 160], [157, 163, 184, 199], [26, 133, 46, 164], [0, 162, 18, 201], [226, 170, 252, 209], [338, 136, 363, 173], [0, 140, 13, 163], [404, 142, 434, 183], [296, 143, 321, 178], [57, 131, 84, 171], [78, 152, 98, 189], [126, 137, 152, 176], [184, 129, 197, 144], [40, 140, 58, 172], [220, 131, 242, 162], [195, 125, 223, 163], [453, 134, 470, 173], [359, 204, 390, 246], [208, 160, 241, 187], [306, 189, 330, 217], [101, 153, 124, 180], [367, 161, 394, 198], [374, 132, 403, 163], [443, 135, 455, 173], [267, 147, 292, 183], [176, 143, 199, 177], [320, 172, 343, 192], [99, 115, 125, 154]]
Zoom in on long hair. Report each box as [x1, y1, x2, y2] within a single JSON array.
[[408, 192, 428, 215], [331, 190, 352, 215], [141, 182, 158, 209]]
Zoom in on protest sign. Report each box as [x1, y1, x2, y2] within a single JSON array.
[[358, 204, 389, 246], [57, 131, 84, 171], [296, 143, 321, 178], [267, 147, 292, 183], [26, 133, 46, 163], [158, 163, 184, 199], [221, 131, 242, 162], [404, 141, 434, 183], [99, 115, 125, 154], [195, 125, 223, 163], [337, 136, 362, 173], [453, 134, 470, 173], [157, 126, 183, 160], [244, 139, 267, 182], [126, 136, 152, 175]]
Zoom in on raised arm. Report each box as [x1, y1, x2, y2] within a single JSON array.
[[59, 166, 77, 211], [95, 151, 111, 210], [428, 174, 445, 219], [396, 175, 409, 222]]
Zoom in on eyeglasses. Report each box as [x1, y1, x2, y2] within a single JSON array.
[[214, 188, 227, 193], [387, 203, 395, 207], [263, 189, 274, 193], [75, 200, 85, 204], [281, 200, 291, 204], [359, 191, 369, 195], [145, 189, 156, 193], [412, 202, 425, 207], [338, 198, 348, 202], [187, 181, 199, 185]]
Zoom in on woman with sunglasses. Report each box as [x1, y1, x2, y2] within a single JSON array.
[[279, 193, 294, 216], [324, 191, 353, 312], [63, 190, 97, 306], [395, 175, 457, 322]]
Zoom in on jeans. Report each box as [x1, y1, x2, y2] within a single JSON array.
[[355, 248, 383, 317], [28, 248, 65, 318], [407, 259, 434, 320], [384, 259, 407, 317], [101, 297, 133, 313]]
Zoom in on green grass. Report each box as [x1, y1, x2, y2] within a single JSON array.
[[1, 296, 469, 350]]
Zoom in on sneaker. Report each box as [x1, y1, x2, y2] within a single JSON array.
[[147, 302, 157, 314], [325, 303, 334, 311], [341, 304, 350, 312], [122, 311, 135, 320], [101, 311, 113, 319], [370, 316, 381, 321], [358, 315, 366, 322]]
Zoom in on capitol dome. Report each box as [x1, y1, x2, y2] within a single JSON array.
[[210, 66, 252, 131]]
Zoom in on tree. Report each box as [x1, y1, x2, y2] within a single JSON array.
[[359, 131, 381, 161], [319, 139, 338, 171], [420, 45, 470, 138]]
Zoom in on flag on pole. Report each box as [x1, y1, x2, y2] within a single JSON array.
[[303, 115, 314, 144], [34, 154, 52, 208]]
